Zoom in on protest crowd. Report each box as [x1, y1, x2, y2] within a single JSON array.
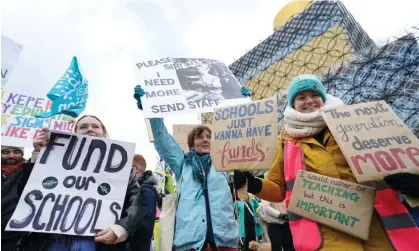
[[2, 72, 419, 251]]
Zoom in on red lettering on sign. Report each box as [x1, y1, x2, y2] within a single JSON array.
[[220, 138, 269, 169], [33, 129, 43, 139], [350, 147, 419, 175], [2, 126, 29, 139], [19, 128, 29, 139], [407, 147, 419, 166]]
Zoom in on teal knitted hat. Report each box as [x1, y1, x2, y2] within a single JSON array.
[[287, 74, 326, 107]]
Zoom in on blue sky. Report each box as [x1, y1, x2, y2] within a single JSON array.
[[2, 0, 419, 169]]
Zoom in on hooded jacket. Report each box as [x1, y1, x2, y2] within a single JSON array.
[[129, 170, 158, 251]]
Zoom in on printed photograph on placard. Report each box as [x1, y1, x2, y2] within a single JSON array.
[[174, 58, 243, 102]]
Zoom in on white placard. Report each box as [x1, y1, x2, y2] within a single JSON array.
[[135, 57, 250, 118], [1, 90, 73, 147], [1, 35, 23, 87], [6, 131, 135, 236]]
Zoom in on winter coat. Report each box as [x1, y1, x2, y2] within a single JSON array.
[[235, 198, 263, 239], [3, 163, 143, 251], [131, 171, 159, 251], [150, 118, 238, 251], [257, 129, 394, 251], [2, 163, 34, 249]]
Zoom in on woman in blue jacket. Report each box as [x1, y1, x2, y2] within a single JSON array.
[[133, 85, 251, 251]]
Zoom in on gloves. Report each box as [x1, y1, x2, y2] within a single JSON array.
[[384, 173, 419, 197], [133, 85, 145, 110], [241, 86, 252, 97], [278, 213, 289, 221], [233, 170, 262, 194]]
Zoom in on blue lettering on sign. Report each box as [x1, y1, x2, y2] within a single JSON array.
[[214, 129, 243, 140], [214, 99, 274, 121], [246, 125, 272, 137], [9, 116, 51, 129]]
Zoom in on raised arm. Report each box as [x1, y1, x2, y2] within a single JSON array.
[[133, 85, 185, 179], [149, 118, 185, 179], [233, 137, 286, 202]]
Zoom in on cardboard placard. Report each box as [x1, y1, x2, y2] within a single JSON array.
[[321, 101, 419, 183], [145, 119, 154, 142], [288, 170, 375, 240], [6, 131, 135, 236], [172, 124, 199, 153], [210, 98, 278, 172]]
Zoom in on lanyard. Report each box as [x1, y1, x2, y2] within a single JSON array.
[[244, 202, 254, 217]]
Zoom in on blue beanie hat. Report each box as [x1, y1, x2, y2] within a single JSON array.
[[287, 74, 326, 107]]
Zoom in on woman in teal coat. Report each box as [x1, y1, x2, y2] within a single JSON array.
[[234, 195, 264, 251]]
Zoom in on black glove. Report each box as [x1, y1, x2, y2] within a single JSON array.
[[384, 173, 419, 197], [278, 213, 289, 221], [233, 170, 262, 194], [157, 193, 164, 209]]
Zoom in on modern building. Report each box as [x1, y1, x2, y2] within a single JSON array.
[[202, 0, 418, 136]]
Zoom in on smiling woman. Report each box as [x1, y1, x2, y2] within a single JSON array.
[[6, 114, 146, 251], [234, 74, 418, 251], [134, 85, 240, 250]]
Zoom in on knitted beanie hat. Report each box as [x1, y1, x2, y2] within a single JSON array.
[[287, 74, 326, 107], [1, 146, 24, 155]]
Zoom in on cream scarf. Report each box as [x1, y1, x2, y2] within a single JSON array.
[[284, 94, 344, 138]]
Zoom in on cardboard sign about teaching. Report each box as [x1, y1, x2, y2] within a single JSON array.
[[321, 101, 419, 183], [135, 57, 250, 118], [288, 170, 375, 240], [210, 98, 278, 172], [1, 90, 73, 147], [172, 124, 199, 153], [6, 131, 135, 236], [1, 35, 23, 87]]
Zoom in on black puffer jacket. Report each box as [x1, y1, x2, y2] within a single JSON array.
[[131, 171, 159, 251], [3, 167, 144, 251], [2, 163, 34, 250]]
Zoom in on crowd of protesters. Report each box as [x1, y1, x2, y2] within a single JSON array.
[[2, 74, 419, 251]]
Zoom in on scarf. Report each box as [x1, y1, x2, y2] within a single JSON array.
[[137, 170, 159, 186], [185, 149, 212, 199], [284, 94, 344, 138], [1, 161, 24, 176]]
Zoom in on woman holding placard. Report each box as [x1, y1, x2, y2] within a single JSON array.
[[234, 74, 419, 251], [16, 115, 145, 251], [133, 85, 251, 251]]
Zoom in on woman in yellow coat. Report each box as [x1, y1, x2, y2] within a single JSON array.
[[234, 74, 399, 251]]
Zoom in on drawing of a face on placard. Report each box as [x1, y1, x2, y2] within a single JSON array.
[[174, 58, 242, 103]]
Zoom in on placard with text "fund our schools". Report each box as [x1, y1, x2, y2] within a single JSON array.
[[6, 131, 135, 236], [321, 101, 419, 183], [135, 57, 250, 118], [210, 98, 278, 172], [288, 170, 375, 240]]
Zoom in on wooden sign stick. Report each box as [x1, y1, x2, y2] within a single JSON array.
[[237, 180, 249, 201], [145, 119, 154, 142]]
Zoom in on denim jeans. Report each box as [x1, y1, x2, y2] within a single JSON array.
[[46, 236, 96, 251]]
